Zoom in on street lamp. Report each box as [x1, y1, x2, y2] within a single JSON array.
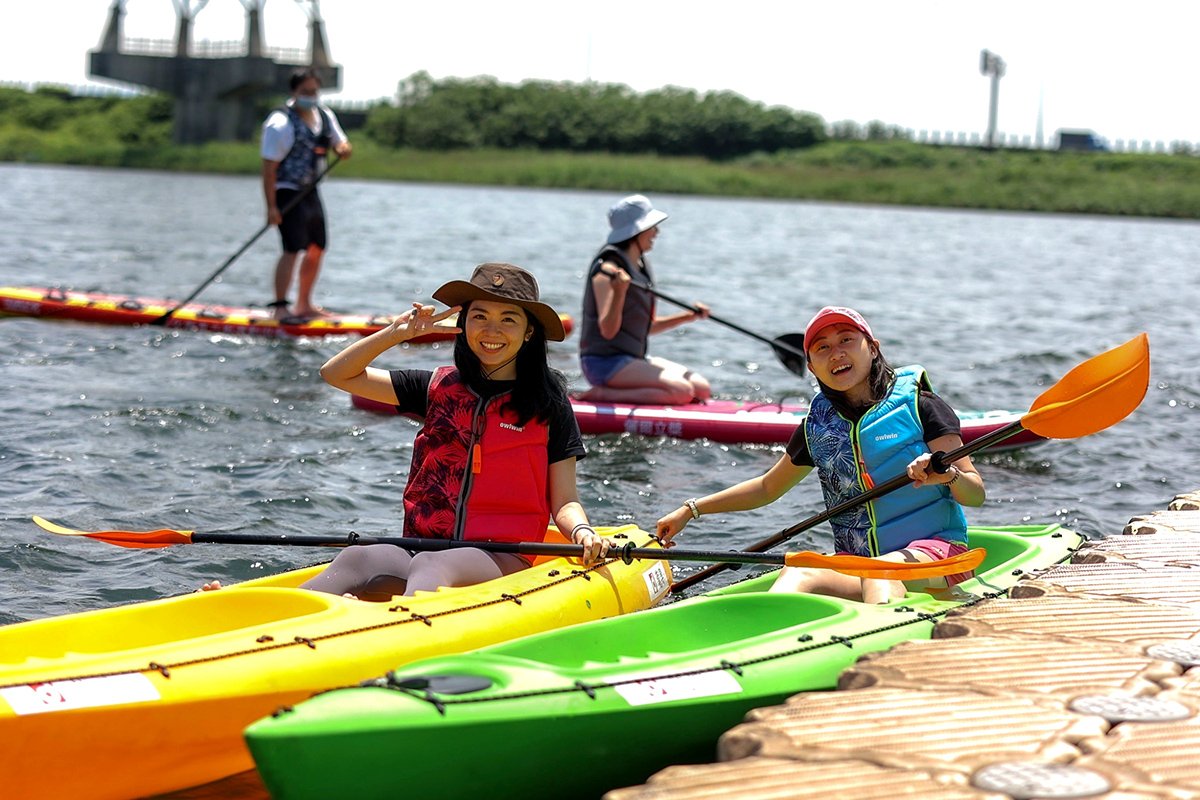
[[980, 49, 1006, 149]]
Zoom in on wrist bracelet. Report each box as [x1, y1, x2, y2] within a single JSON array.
[[570, 522, 594, 541], [946, 467, 961, 486], [684, 498, 701, 520]]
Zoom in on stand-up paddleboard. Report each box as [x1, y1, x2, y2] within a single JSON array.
[[352, 394, 1045, 449], [0, 286, 574, 341]]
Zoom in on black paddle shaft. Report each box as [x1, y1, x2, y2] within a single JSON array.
[[669, 420, 1025, 593], [151, 156, 341, 325], [626, 280, 809, 375], [188, 531, 795, 566]]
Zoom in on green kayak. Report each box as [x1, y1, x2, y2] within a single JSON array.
[[245, 524, 1081, 799]]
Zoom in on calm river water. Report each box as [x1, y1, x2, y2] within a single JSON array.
[[2, 162, 1198, 629]]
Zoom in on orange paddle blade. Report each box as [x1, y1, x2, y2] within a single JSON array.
[[33, 516, 194, 548], [784, 547, 986, 580], [1022, 333, 1149, 439]]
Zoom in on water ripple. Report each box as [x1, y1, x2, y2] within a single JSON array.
[[2, 165, 1198, 629]]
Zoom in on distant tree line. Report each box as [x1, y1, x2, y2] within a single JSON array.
[[0, 85, 173, 148], [0, 80, 911, 162], [3, 84, 1197, 219], [8, 80, 1191, 166], [362, 72, 828, 159]]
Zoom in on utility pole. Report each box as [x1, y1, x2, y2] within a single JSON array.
[[979, 49, 1006, 149], [1036, 84, 1044, 149]]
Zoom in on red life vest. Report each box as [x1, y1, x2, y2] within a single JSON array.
[[402, 366, 551, 543]]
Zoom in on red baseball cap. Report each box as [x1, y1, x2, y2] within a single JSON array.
[[803, 306, 874, 354]]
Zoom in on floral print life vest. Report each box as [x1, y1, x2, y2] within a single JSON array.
[[804, 366, 967, 556], [276, 105, 333, 188], [402, 367, 551, 543]]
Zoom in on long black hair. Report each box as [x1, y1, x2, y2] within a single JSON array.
[[814, 346, 897, 420], [452, 302, 568, 426]]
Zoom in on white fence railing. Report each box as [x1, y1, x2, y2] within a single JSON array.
[[851, 128, 1198, 155], [118, 37, 309, 64]]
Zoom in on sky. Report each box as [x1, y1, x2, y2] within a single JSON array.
[[4, 0, 1197, 148]]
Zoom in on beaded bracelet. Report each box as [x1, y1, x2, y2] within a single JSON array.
[[685, 498, 701, 520]]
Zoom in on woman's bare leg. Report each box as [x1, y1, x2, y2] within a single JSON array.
[[582, 357, 706, 405]]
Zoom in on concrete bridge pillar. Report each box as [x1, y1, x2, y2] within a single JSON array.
[[98, 0, 122, 53], [246, 5, 263, 58], [87, 0, 341, 145]]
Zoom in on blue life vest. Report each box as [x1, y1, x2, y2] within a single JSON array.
[[276, 105, 333, 188], [804, 366, 967, 556]]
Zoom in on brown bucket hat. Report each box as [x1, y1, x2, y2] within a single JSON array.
[[432, 263, 566, 342]]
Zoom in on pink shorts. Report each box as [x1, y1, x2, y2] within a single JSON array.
[[904, 538, 972, 586]]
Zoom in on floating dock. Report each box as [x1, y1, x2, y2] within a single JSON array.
[[608, 490, 1200, 799]]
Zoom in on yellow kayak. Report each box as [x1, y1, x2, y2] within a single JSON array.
[[0, 524, 669, 799]]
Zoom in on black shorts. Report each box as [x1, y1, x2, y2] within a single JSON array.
[[276, 189, 327, 253]]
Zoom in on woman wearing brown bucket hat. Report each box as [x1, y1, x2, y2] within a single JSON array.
[[289, 263, 614, 599], [578, 194, 713, 404]]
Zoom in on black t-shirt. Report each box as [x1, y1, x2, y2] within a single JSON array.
[[786, 390, 961, 468], [389, 369, 586, 465]]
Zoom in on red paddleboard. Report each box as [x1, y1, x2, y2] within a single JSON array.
[[0, 286, 574, 341], [351, 394, 1044, 449]]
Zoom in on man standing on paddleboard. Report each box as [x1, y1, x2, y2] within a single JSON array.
[[261, 67, 352, 323]]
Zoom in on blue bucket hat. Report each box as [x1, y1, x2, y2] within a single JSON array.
[[606, 195, 668, 245]]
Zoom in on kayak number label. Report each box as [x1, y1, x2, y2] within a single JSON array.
[[643, 563, 670, 601], [0, 672, 160, 716], [613, 670, 743, 707]]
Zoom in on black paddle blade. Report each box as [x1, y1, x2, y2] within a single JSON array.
[[772, 333, 808, 376]]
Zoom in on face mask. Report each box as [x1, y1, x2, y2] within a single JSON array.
[[294, 95, 318, 110]]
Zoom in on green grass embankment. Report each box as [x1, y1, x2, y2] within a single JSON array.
[[5, 134, 1199, 219]]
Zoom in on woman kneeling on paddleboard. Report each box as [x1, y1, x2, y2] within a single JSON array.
[[303, 263, 612, 599], [578, 194, 712, 404], [656, 306, 986, 604]]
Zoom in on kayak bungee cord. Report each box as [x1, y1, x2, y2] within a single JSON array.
[[0, 544, 635, 693], [363, 585, 1016, 716], [301, 535, 1083, 717]]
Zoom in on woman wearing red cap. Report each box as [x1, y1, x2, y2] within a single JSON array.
[[206, 264, 614, 599], [656, 306, 986, 603]]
